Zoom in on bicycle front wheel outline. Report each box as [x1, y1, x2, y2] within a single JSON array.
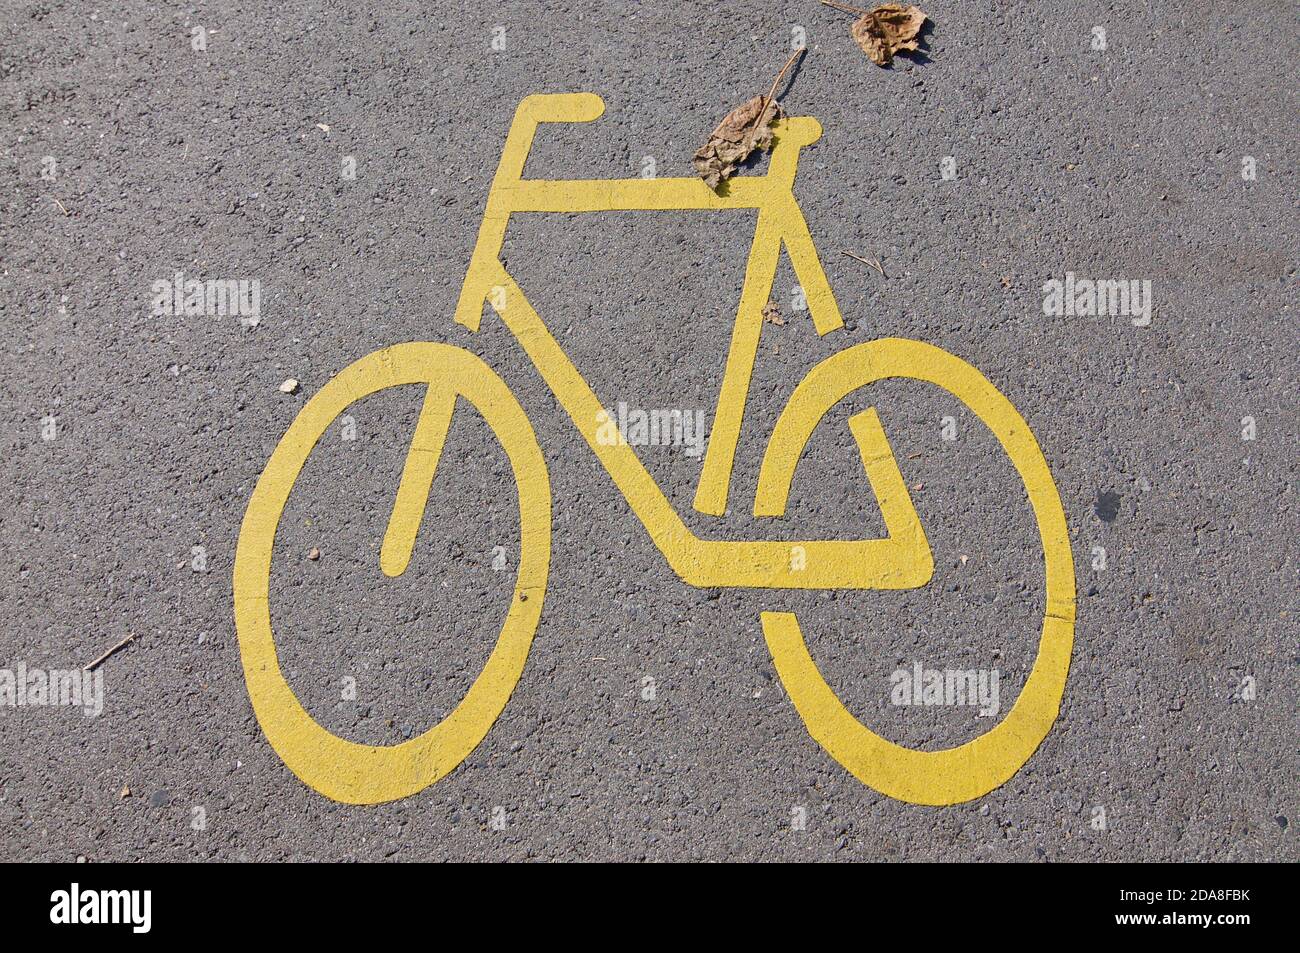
[[757, 337, 1076, 806], [233, 342, 551, 805]]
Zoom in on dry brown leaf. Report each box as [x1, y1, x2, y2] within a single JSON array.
[[762, 302, 785, 325], [692, 95, 783, 191], [693, 48, 804, 191], [846, 4, 928, 67]]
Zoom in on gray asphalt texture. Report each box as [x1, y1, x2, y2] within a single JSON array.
[[1, 0, 1296, 862]]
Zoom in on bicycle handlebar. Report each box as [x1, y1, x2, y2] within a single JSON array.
[[515, 92, 607, 125]]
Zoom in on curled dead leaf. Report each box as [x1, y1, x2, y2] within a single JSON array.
[[693, 48, 805, 191], [850, 4, 927, 66], [692, 96, 782, 190], [822, 2, 928, 67]]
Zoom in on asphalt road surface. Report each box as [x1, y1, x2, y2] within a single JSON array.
[[1, 0, 1295, 861]]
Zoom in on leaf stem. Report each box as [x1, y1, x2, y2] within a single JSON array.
[[757, 46, 806, 129], [820, 0, 873, 15], [767, 46, 806, 105]]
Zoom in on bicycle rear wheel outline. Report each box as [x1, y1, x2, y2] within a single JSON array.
[[233, 343, 551, 805], [757, 338, 1076, 805]]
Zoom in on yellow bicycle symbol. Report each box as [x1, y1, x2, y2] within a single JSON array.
[[233, 93, 1076, 806]]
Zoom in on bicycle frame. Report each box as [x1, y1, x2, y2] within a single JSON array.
[[392, 93, 935, 593]]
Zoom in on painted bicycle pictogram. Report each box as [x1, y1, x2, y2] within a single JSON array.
[[233, 93, 1076, 806]]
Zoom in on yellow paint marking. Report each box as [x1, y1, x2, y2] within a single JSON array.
[[762, 613, 1073, 806], [759, 339, 1075, 804], [484, 265, 932, 591], [380, 384, 456, 578], [234, 344, 550, 804], [234, 93, 1076, 807]]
